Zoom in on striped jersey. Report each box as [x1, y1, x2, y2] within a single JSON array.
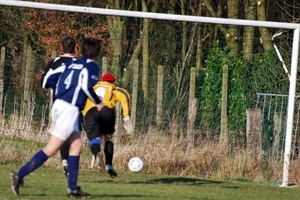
[[43, 57, 101, 108], [41, 55, 76, 104]]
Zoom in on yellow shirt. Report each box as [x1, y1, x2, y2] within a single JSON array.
[[82, 81, 131, 117]]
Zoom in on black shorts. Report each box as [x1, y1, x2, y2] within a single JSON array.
[[83, 106, 115, 141]]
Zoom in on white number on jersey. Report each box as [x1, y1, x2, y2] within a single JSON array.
[[95, 88, 106, 100], [64, 70, 74, 89]]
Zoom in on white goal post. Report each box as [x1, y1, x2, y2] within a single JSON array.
[[1, 0, 299, 187]]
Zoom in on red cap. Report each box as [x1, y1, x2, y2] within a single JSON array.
[[102, 73, 115, 83]]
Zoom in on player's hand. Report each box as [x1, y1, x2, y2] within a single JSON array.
[[96, 103, 104, 111], [123, 117, 132, 134]]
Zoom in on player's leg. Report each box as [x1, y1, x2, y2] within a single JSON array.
[[10, 99, 69, 196], [66, 116, 91, 198], [66, 131, 90, 198], [84, 107, 103, 169], [11, 134, 64, 195], [60, 141, 70, 177], [101, 107, 116, 178], [104, 134, 117, 178], [59, 112, 83, 177]]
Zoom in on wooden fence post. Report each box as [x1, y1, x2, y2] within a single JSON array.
[[220, 64, 228, 146], [0, 47, 5, 118], [186, 67, 197, 153], [273, 112, 282, 159], [130, 59, 139, 137], [156, 65, 163, 125], [102, 56, 107, 76], [246, 108, 262, 161]]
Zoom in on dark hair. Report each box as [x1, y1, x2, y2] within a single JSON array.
[[81, 38, 101, 59], [61, 36, 76, 54]]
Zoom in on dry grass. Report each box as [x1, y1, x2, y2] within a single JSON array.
[[1, 112, 300, 186]]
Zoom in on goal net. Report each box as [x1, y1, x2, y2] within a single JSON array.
[[0, 0, 299, 187]]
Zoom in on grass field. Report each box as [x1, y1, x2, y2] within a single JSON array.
[[0, 164, 299, 200]]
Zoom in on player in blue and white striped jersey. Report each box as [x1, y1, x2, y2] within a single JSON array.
[[11, 37, 104, 199], [41, 36, 77, 104], [44, 55, 101, 108], [40, 36, 77, 177]]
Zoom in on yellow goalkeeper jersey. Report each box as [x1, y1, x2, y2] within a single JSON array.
[[82, 81, 131, 117]]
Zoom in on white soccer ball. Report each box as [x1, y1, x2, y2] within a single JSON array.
[[128, 157, 144, 172]]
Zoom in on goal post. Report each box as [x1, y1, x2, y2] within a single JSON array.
[[282, 27, 300, 187], [0, 0, 300, 187]]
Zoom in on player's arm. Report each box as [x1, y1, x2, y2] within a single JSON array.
[[42, 64, 65, 90], [116, 87, 132, 133], [116, 87, 131, 117], [81, 67, 101, 106], [40, 60, 54, 88]]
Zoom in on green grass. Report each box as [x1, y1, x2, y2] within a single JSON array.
[[0, 165, 299, 200]]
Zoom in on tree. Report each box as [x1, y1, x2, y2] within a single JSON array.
[[243, 0, 257, 60], [256, 0, 272, 52], [203, 0, 239, 56]]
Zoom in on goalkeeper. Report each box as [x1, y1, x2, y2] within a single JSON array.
[[84, 73, 132, 178]]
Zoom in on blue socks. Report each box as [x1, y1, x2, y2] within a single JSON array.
[[90, 138, 101, 146], [18, 150, 48, 180], [17, 150, 80, 191], [68, 156, 80, 190]]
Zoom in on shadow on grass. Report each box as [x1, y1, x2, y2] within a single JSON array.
[[131, 177, 223, 185], [91, 194, 214, 200], [20, 193, 47, 197], [93, 194, 157, 198], [93, 194, 215, 200], [92, 176, 225, 186]]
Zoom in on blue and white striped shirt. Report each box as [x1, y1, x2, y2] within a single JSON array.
[[43, 57, 101, 108]]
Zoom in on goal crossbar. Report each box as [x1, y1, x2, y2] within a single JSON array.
[[0, 0, 299, 29], [0, 0, 300, 188]]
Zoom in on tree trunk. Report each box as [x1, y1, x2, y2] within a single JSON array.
[[142, 0, 149, 99], [257, 0, 272, 51], [106, 0, 127, 80], [195, 27, 203, 76], [227, 0, 239, 56], [106, 14, 124, 79], [203, 0, 239, 56], [243, 0, 257, 60], [121, 37, 142, 87]]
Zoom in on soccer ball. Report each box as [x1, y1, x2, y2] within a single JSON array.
[[128, 157, 144, 172]]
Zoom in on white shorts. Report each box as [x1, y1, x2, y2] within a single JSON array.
[[48, 99, 79, 141]]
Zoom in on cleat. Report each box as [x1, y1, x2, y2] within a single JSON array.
[[10, 170, 24, 195], [67, 186, 91, 199], [96, 152, 105, 170], [62, 159, 68, 177], [106, 164, 117, 178]]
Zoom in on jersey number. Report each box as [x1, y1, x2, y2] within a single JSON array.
[[64, 70, 74, 89]]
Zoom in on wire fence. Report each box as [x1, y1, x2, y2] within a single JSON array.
[[255, 93, 300, 161]]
